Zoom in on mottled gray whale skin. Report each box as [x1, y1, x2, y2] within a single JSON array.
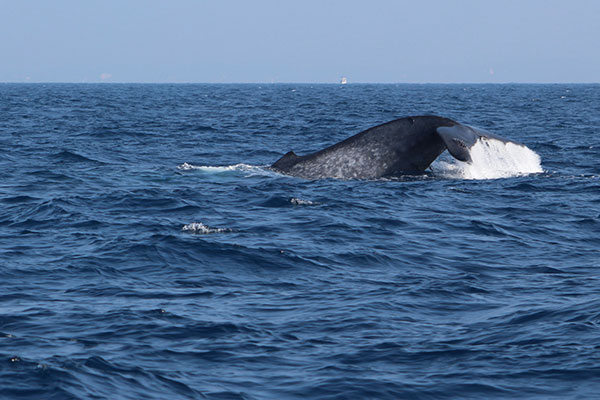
[[271, 115, 516, 180]]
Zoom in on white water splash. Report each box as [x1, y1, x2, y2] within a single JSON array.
[[177, 163, 277, 177], [432, 138, 543, 180], [178, 162, 250, 172], [182, 222, 230, 234], [290, 198, 318, 206]]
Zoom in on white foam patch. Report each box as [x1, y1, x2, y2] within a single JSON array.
[[178, 162, 248, 172], [432, 138, 543, 180], [182, 222, 230, 234], [177, 163, 277, 177], [290, 198, 317, 206]]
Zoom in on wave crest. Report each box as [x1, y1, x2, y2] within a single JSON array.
[[182, 222, 230, 234]]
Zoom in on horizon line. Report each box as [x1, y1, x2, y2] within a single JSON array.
[[2, 81, 599, 85]]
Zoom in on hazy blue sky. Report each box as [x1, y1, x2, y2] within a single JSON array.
[[2, 0, 599, 83]]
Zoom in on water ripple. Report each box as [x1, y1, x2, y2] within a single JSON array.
[[1, 83, 599, 399]]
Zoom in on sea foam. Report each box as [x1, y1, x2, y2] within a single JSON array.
[[177, 163, 277, 177], [182, 222, 230, 234]]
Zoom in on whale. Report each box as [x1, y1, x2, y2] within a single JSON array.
[[271, 115, 521, 179]]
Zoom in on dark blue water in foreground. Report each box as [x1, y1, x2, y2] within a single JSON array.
[[1, 83, 599, 399]]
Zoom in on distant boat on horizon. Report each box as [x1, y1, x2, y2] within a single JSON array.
[[340, 76, 348, 85]]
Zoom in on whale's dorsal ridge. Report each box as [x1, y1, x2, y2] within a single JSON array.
[[272, 151, 300, 170]]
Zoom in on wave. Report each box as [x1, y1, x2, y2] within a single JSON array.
[[54, 150, 105, 164], [431, 137, 543, 180], [258, 196, 319, 207]]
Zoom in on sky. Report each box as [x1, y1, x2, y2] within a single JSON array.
[[1, 0, 599, 83]]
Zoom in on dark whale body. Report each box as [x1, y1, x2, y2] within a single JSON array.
[[271, 115, 516, 180]]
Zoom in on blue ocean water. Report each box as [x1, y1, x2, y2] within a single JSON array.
[[1, 83, 599, 399]]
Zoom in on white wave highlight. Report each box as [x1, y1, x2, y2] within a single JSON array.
[[178, 162, 250, 172], [177, 163, 276, 177], [432, 138, 543, 180], [290, 198, 317, 206], [182, 222, 229, 234]]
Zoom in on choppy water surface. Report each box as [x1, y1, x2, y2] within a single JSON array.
[[1, 83, 599, 399]]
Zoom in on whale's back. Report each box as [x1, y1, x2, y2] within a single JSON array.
[[272, 116, 455, 179]]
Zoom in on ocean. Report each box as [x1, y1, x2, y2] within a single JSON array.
[[1, 83, 599, 399]]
